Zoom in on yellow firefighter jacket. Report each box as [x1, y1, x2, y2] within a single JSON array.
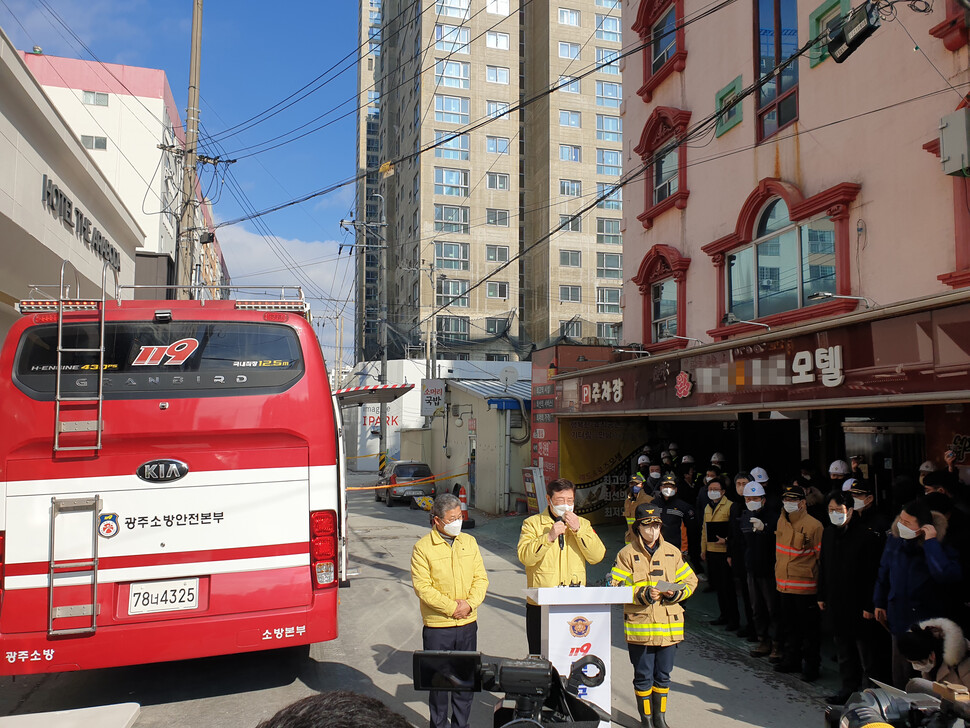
[[517, 510, 606, 604], [774, 507, 823, 595], [701, 496, 731, 557], [611, 534, 699, 646], [411, 527, 489, 627], [624, 488, 655, 543]]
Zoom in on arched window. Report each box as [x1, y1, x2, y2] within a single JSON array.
[[633, 0, 688, 102], [634, 107, 691, 230], [632, 244, 691, 352]]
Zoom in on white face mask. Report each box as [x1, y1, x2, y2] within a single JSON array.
[[829, 511, 848, 527], [704, 476, 714, 484], [639, 526, 661, 543], [551, 503, 574, 518], [912, 657, 935, 673], [853, 498, 866, 511], [708, 490, 723, 501], [783, 501, 800, 513], [649, 471, 661, 479], [661, 487, 676, 498], [897, 522, 920, 540], [442, 519, 462, 537], [746, 500, 763, 512]]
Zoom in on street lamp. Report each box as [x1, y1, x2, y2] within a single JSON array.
[[721, 312, 771, 330], [807, 291, 874, 308]]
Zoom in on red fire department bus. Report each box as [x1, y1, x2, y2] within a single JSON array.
[[0, 271, 348, 674]]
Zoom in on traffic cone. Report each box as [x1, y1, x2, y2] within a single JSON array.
[[458, 484, 475, 529]]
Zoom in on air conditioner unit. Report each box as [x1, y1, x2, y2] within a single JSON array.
[[761, 278, 774, 289]]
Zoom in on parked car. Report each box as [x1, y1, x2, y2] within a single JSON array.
[[377, 460, 435, 506]]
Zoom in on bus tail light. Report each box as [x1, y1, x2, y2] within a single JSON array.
[[310, 510, 337, 589]]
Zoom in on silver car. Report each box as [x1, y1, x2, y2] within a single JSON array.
[[376, 460, 435, 506]]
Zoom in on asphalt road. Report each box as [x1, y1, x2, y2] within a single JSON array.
[[0, 471, 830, 727]]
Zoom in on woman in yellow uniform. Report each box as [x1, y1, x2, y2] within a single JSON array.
[[611, 504, 698, 728]]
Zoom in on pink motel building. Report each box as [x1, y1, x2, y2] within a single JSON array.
[[534, 0, 970, 515]]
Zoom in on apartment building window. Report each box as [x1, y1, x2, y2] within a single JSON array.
[[595, 81, 621, 107], [756, 0, 799, 140], [715, 76, 744, 137], [560, 250, 582, 267], [597, 183, 621, 209], [487, 281, 509, 298], [654, 148, 678, 204], [487, 65, 510, 84], [560, 110, 581, 127], [437, 278, 470, 306], [434, 167, 469, 196], [652, 279, 678, 340], [559, 41, 581, 59], [435, 59, 470, 88], [595, 14, 621, 41], [486, 354, 510, 361], [437, 0, 469, 18], [596, 149, 621, 175], [487, 172, 510, 190], [560, 320, 583, 338], [652, 7, 677, 73], [596, 47, 620, 74], [597, 252, 623, 279], [486, 208, 510, 226], [82, 91, 108, 106], [635, 106, 690, 229], [487, 0, 510, 14], [559, 214, 581, 232], [597, 322, 621, 344], [485, 317, 508, 333], [596, 114, 621, 142], [438, 316, 470, 341], [559, 144, 581, 162], [436, 241, 470, 269], [597, 218, 622, 245], [435, 95, 470, 124], [435, 130, 470, 160], [596, 0, 620, 6], [486, 100, 510, 118], [558, 76, 580, 93], [486, 31, 510, 50], [487, 136, 511, 154], [435, 24, 470, 53], [597, 287, 621, 313], [434, 205, 470, 233], [560, 286, 581, 302], [635, 0, 687, 102], [560, 179, 582, 196], [486, 245, 510, 262], [81, 135, 107, 150], [559, 8, 581, 24]]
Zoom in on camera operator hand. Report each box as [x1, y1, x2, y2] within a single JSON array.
[[562, 510, 581, 532], [548, 520, 568, 543]]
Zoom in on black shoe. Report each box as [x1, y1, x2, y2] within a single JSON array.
[[746, 632, 761, 643], [825, 694, 850, 705], [708, 617, 727, 626], [774, 661, 799, 673]]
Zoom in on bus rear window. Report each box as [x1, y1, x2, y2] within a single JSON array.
[[14, 321, 305, 400]]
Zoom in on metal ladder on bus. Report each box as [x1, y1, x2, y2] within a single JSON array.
[[51, 261, 117, 453], [48, 495, 102, 636]]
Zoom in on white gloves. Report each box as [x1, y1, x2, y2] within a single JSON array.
[[750, 518, 765, 532]]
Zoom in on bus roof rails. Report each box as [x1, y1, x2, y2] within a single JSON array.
[[116, 284, 311, 321], [19, 260, 120, 315]]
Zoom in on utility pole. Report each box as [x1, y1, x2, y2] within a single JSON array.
[[178, 0, 203, 299], [374, 193, 388, 473]]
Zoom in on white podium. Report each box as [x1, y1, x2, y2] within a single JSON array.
[[525, 586, 632, 727]]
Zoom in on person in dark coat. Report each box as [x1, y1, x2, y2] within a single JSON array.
[[923, 491, 970, 634], [728, 471, 759, 641], [737, 480, 781, 661], [873, 499, 963, 688], [817, 490, 887, 705], [654, 473, 698, 557]]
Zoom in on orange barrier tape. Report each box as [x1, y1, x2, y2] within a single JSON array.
[[347, 471, 469, 491]]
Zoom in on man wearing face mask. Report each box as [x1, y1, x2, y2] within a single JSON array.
[[701, 477, 739, 630], [646, 463, 665, 493], [411, 494, 489, 728], [654, 474, 697, 557], [517, 478, 606, 656], [817, 491, 886, 705], [774, 485, 824, 682], [738, 481, 781, 661], [611, 505, 698, 728], [873, 499, 963, 688], [624, 475, 654, 544]]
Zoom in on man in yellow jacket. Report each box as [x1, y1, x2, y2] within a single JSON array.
[[517, 478, 606, 655], [411, 493, 489, 728], [611, 504, 698, 728]]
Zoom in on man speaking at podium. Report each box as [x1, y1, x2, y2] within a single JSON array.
[[517, 478, 607, 655]]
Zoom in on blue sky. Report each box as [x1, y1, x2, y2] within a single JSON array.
[[1, 0, 361, 367]]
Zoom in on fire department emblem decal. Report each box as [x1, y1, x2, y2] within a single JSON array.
[[98, 513, 120, 539], [568, 616, 592, 638], [674, 371, 693, 399]]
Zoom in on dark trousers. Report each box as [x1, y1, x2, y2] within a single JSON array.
[[628, 642, 678, 691], [526, 603, 542, 656], [748, 574, 780, 641], [859, 616, 891, 684], [423, 622, 478, 728], [778, 592, 820, 669], [706, 552, 739, 624], [733, 570, 754, 630]]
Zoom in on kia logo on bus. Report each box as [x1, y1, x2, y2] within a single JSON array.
[[137, 460, 189, 483]]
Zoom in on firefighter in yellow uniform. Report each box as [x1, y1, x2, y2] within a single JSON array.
[[611, 504, 698, 728], [624, 475, 653, 543]]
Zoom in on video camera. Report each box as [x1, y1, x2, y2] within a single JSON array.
[[824, 679, 970, 728], [412, 651, 607, 727]]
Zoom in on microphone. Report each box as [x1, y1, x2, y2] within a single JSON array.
[[556, 516, 565, 550]]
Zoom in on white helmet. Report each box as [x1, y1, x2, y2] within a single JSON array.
[[710, 452, 725, 464], [749, 467, 769, 483], [680, 454, 694, 464], [661, 450, 671, 460], [668, 442, 679, 451], [743, 482, 766, 497], [828, 460, 850, 476], [919, 460, 938, 473]]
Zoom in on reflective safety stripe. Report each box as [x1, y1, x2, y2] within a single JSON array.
[[625, 623, 685, 637], [626, 517, 635, 525], [777, 579, 817, 590], [776, 543, 814, 556]]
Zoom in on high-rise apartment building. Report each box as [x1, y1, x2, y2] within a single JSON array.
[[356, 0, 622, 362]]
